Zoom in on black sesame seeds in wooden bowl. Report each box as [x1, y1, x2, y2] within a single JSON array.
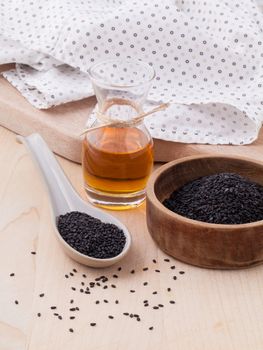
[[57, 211, 126, 259], [146, 155, 263, 269], [163, 173, 263, 225]]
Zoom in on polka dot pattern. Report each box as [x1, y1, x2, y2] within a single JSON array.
[[4, 64, 94, 109], [1, 0, 263, 144]]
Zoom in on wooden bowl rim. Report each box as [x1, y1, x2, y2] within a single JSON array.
[[147, 154, 263, 230]]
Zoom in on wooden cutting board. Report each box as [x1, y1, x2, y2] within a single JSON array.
[[1, 65, 263, 163]]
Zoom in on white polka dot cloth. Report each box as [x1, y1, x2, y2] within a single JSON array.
[[1, 0, 263, 145]]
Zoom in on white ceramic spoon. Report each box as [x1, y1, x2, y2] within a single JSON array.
[[17, 133, 131, 268]]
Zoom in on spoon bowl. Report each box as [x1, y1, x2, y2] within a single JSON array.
[[17, 133, 131, 268]]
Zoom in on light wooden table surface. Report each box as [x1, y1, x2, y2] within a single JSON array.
[[1, 126, 263, 350]]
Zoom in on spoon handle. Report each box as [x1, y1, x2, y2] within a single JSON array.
[[17, 133, 81, 217]]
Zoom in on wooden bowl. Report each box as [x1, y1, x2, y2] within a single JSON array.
[[146, 155, 263, 269]]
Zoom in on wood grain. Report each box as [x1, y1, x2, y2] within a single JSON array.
[[0, 127, 263, 349], [146, 155, 263, 269]]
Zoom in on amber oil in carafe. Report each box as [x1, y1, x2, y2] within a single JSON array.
[[82, 99, 153, 209]]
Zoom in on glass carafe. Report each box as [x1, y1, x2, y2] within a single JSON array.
[[82, 59, 155, 210]]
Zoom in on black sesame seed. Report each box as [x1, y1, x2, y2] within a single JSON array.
[[152, 291, 157, 295], [130, 314, 134, 318], [170, 300, 176, 304], [81, 282, 85, 286], [71, 287, 76, 291], [164, 258, 170, 262], [37, 312, 41, 317], [57, 212, 126, 259], [155, 269, 160, 273], [69, 328, 74, 333], [158, 304, 164, 308], [82, 274, 87, 278], [143, 300, 148, 303], [50, 306, 57, 310], [117, 267, 122, 271], [130, 290, 135, 293], [115, 300, 119, 304], [143, 282, 148, 286], [103, 286, 108, 289], [167, 288, 171, 292], [123, 312, 129, 316], [152, 259, 157, 264], [65, 274, 69, 278], [173, 276, 177, 280], [137, 318, 141, 322], [70, 308, 76, 311], [39, 293, 44, 297], [70, 272, 74, 276], [58, 316, 62, 320], [10, 273, 15, 277], [73, 268, 77, 273], [70, 316, 75, 320], [104, 299, 108, 303], [163, 173, 263, 224], [76, 307, 79, 311], [170, 266, 176, 270], [130, 270, 135, 274], [153, 306, 159, 310], [144, 303, 149, 307], [143, 267, 148, 271], [95, 301, 100, 304], [111, 284, 116, 288], [31, 251, 36, 255], [179, 271, 185, 274], [108, 315, 114, 319], [54, 313, 59, 316], [90, 323, 96, 326], [149, 326, 154, 330], [113, 274, 118, 278]]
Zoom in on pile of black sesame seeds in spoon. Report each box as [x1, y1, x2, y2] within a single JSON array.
[[57, 211, 126, 259]]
